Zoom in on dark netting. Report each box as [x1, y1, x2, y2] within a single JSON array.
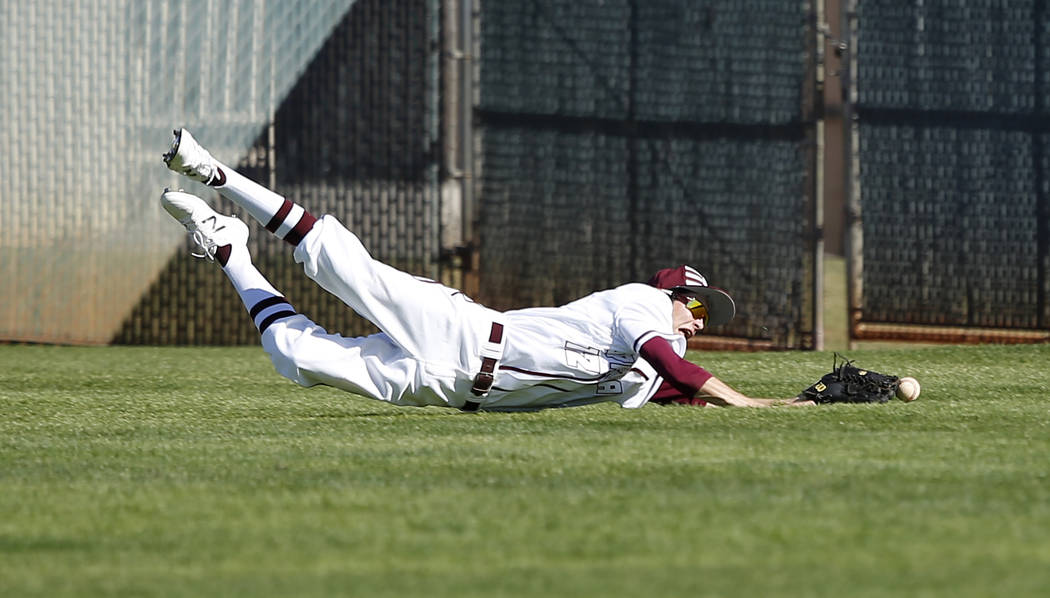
[[633, 1, 804, 124], [477, 1, 814, 348], [855, 1, 1049, 332], [857, 1, 1036, 113], [859, 124, 1040, 328], [481, 0, 804, 124], [478, 128, 633, 309], [479, 1, 632, 119], [635, 136, 809, 343], [478, 127, 809, 344], [115, 0, 439, 344]]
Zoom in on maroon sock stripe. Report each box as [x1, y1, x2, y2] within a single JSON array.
[[215, 245, 232, 267], [265, 199, 294, 233], [282, 212, 318, 246], [211, 167, 227, 187], [249, 296, 290, 320], [257, 310, 297, 334]]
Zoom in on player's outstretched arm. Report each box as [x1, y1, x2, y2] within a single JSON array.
[[639, 337, 813, 407], [696, 375, 814, 408]]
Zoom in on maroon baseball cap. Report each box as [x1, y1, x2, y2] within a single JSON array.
[[647, 265, 736, 326]]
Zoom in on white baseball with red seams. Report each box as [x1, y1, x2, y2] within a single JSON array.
[[260, 215, 685, 411], [896, 376, 921, 402]]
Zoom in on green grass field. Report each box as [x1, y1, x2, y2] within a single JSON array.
[[2, 343, 1049, 597]]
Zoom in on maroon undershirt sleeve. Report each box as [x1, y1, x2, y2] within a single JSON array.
[[639, 336, 713, 406]]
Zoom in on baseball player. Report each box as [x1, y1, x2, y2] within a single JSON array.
[[161, 129, 814, 411]]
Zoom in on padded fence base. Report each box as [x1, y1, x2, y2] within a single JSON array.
[[853, 322, 1050, 345]]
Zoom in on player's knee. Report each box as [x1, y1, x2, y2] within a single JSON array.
[[259, 315, 323, 386]]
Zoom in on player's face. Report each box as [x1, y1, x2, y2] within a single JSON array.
[[671, 296, 706, 339]]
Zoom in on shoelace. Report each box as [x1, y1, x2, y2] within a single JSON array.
[[188, 217, 226, 261]]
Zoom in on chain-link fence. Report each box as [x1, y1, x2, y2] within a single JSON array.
[[3, 0, 822, 349], [850, 0, 1050, 341], [475, 0, 819, 348], [113, 0, 443, 344], [1, 0, 364, 344], [476, 0, 818, 346]]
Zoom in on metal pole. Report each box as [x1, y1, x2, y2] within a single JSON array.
[[843, 0, 862, 349], [459, 0, 478, 295], [1036, 0, 1048, 329], [808, 0, 825, 351]]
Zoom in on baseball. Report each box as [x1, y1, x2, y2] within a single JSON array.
[[896, 377, 921, 402]]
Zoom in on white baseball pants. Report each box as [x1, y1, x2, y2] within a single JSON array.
[[260, 215, 499, 408]]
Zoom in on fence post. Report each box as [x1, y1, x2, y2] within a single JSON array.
[[843, 0, 862, 349], [806, 0, 825, 350], [1036, 0, 1049, 329], [441, 0, 478, 294]]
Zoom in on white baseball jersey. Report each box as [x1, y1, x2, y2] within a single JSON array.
[[261, 216, 683, 410], [485, 285, 687, 409]]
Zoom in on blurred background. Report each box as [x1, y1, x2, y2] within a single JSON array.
[[1, 0, 1047, 350]]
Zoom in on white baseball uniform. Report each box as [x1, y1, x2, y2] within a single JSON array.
[[262, 215, 686, 410]]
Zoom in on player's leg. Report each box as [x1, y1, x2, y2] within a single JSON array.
[[291, 214, 494, 366], [260, 318, 465, 407], [163, 129, 495, 366], [163, 129, 317, 246], [160, 189, 300, 333], [159, 189, 442, 404]]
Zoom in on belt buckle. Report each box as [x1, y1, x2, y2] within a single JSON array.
[[466, 324, 503, 410], [471, 371, 494, 395]]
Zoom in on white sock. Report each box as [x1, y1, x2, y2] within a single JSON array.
[[213, 163, 317, 246], [213, 163, 284, 225], [221, 254, 297, 334]]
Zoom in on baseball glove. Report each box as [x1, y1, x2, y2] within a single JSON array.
[[798, 354, 899, 404]]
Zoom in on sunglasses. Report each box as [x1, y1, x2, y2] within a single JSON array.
[[676, 294, 708, 322]]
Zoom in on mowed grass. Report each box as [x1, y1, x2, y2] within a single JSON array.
[[1, 344, 1049, 597]]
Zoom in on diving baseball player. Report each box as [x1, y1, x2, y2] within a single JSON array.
[[161, 129, 813, 410]]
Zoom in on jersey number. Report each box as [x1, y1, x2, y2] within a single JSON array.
[[564, 341, 603, 374]]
